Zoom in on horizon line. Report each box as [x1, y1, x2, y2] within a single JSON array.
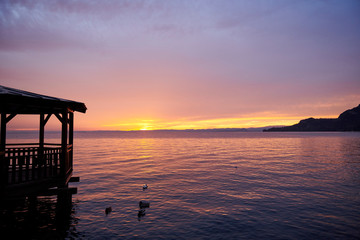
[[7, 126, 283, 132]]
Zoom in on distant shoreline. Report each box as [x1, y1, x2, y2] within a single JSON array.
[[7, 126, 281, 134]]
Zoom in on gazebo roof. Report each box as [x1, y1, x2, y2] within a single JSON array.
[[0, 85, 87, 114]]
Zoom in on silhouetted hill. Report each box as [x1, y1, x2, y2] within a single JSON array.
[[264, 104, 360, 132]]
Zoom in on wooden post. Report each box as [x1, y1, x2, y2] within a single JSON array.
[[39, 113, 45, 175], [61, 110, 68, 178], [39, 114, 45, 149], [69, 112, 74, 171], [0, 113, 5, 152], [69, 112, 73, 147], [56, 188, 73, 231], [0, 113, 6, 186]]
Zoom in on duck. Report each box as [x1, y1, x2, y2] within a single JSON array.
[[139, 200, 150, 208], [143, 184, 148, 190], [105, 207, 112, 215]]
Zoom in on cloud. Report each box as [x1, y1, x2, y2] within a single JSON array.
[[0, 0, 166, 52], [1, 0, 360, 130], [0, 1, 91, 51]]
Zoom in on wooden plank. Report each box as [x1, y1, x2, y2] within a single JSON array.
[[6, 143, 39, 146], [69, 176, 80, 182], [43, 143, 62, 146]]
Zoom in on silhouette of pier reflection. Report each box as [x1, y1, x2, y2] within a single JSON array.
[[0, 191, 80, 239]]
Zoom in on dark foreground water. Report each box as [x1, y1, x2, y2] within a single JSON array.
[[2, 132, 360, 239]]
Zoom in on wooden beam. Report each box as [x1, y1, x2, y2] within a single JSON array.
[[39, 187, 77, 196], [69, 176, 80, 182], [55, 113, 63, 124], [44, 113, 52, 126], [6, 113, 17, 123]]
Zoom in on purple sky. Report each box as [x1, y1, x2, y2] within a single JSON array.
[[1, 0, 360, 130]]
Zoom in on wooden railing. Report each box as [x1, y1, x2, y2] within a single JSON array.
[[1, 143, 73, 185]]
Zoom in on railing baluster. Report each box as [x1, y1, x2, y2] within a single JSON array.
[[7, 149, 11, 184], [32, 150, 36, 181], [34, 147, 38, 180], [12, 156, 16, 184], [50, 149, 54, 176], [19, 155, 24, 183], [55, 149, 58, 175], [43, 148, 47, 178], [25, 155, 30, 181]]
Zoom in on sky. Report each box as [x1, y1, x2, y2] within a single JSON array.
[[1, 0, 360, 131]]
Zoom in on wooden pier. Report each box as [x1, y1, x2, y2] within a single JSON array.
[[0, 85, 86, 198]]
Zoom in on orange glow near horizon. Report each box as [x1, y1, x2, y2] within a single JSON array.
[[100, 115, 338, 131], [2, 106, 346, 132]]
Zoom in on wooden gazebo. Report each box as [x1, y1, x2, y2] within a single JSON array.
[[0, 85, 86, 197]]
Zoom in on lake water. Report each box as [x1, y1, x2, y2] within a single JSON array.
[[2, 132, 360, 239]]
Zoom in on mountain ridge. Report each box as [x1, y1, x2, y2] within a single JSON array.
[[264, 104, 360, 132]]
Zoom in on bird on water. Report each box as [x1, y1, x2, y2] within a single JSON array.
[[105, 207, 112, 215]]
